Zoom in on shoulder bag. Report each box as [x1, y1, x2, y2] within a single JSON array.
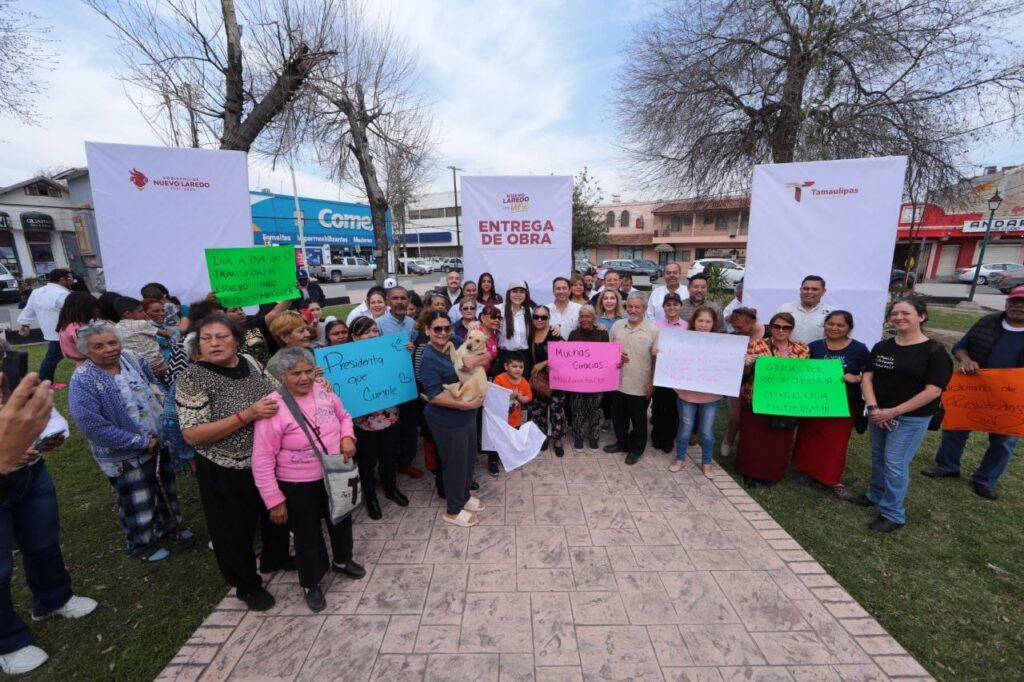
[[529, 339, 551, 397], [278, 389, 361, 524]]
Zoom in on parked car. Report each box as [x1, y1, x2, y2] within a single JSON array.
[[0, 264, 19, 303], [317, 256, 373, 282], [574, 258, 596, 275], [993, 268, 1024, 294], [438, 257, 464, 272], [632, 259, 665, 279], [955, 262, 1023, 285], [889, 268, 918, 289], [686, 258, 745, 286], [988, 264, 1024, 290], [601, 259, 660, 281], [399, 258, 434, 275]]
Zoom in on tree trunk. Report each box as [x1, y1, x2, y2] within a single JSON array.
[[220, 0, 245, 150], [346, 85, 390, 284]]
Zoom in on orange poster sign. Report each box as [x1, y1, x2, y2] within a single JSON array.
[[941, 369, 1024, 437]]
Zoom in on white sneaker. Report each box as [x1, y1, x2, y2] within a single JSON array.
[[0, 645, 48, 674], [720, 442, 731, 457], [32, 595, 98, 621]]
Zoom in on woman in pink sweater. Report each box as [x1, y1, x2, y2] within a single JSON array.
[[251, 347, 363, 613]]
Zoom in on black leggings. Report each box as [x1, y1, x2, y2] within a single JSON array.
[[279, 480, 353, 588], [355, 424, 399, 500]]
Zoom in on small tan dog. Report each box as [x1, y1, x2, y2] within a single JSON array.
[[442, 329, 490, 402]]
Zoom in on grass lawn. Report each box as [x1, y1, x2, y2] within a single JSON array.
[[926, 307, 989, 333], [720, 421, 1024, 681]]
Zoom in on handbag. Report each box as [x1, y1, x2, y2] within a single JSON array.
[[278, 389, 361, 524], [529, 343, 552, 397]]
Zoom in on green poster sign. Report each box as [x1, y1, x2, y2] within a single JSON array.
[[205, 245, 297, 308], [752, 357, 849, 417]]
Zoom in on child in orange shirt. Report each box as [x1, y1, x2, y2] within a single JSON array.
[[490, 353, 533, 477]]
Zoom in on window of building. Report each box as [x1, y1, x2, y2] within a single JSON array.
[[25, 230, 56, 275], [619, 210, 630, 227], [605, 211, 615, 228], [715, 213, 738, 231], [409, 207, 445, 220], [24, 182, 62, 198], [443, 206, 462, 218], [657, 249, 691, 265], [703, 214, 714, 225], [670, 218, 682, 232], [635, 215, 644, 230], [0, 217, 22, 278], [618, 247, 643, 260]]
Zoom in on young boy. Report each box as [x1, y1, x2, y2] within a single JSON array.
[[491, 352, 533, 476], [115, 296, 168, 379], [143, 297, 180, 366]]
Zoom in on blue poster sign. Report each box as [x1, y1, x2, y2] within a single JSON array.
[[315, 333, 416, 418], [250, 191, 393, 250]]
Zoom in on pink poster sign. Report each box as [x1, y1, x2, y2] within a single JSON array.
[[548, 342, 622, 393]]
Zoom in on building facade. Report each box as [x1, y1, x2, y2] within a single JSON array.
[[0, 176, 87, 281], [401, 191, 461, 258]]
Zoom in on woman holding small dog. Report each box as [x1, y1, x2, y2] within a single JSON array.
[[420, 310, 487, 527]]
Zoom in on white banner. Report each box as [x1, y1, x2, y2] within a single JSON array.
[[743, 156, 907, 345], [85, 142, 254, 306], [461, 175, 573, 297], [653, 329, 748, 397]]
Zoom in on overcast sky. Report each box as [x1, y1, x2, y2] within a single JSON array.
[[1, 0, 1021, 205]]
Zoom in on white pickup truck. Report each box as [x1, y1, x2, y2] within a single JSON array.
[[316, 256, 374, 282]]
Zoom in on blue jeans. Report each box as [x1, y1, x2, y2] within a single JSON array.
[[868, 415, 931, 525], [38, 340, 65, 383], [0, 461, 73, 654], [676, 398, 721, 465], [934, 429, 1019, 489]]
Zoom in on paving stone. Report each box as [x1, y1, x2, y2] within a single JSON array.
[[576, 625, 663, 681]]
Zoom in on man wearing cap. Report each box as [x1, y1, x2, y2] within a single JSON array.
[[646, 262, 685, 321], [294, 268, 326, 308], [921, 286, 1024, 500]]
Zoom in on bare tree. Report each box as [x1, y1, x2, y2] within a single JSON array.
[[305, 3, 431, 283], [376, 112, 436, 268], [86, 0, 338, 153], [0, 0, 55, 126], [617, 0, 1024, 196]]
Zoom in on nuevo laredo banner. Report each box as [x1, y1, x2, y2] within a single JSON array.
[[743, 156, 907, 344], [85, 142, 253, 305], [461, 175, 573, 295]]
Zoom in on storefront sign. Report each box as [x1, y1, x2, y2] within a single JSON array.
[[19, 213, 55, 230], [941, 369, 1024, 436], [752, 357, 849, 417], [315, 334, 417, 418], [962, 217, 1024, 233]]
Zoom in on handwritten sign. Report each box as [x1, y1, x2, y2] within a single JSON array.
[[314, 333, 417, 418], [752, 357, 848, 417], [206, 245, 297, 308], [653, 329, 748, 397], [548, 342, 622, 393], [941, 369, 1024, 436]]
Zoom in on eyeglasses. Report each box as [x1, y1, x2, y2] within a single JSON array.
[[485, 314, 503, 320], [430, 325, 451, 333], [532, 315, 549, 321], [770, 324, 794, 331]]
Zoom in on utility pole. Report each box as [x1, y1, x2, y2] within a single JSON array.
[[968, 190, 1003, 302], [447, 165, 463, 250]]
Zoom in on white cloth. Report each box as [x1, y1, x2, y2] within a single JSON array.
[[776, 300, 834, 344], [645, 284, 685, 321], [546, 301, 581, 338], [481, 382, 545, 472], [723, 297, 741, 332], [345, 302, 369, 326], [17, 283, 69, 341], [498, 308, 530, 350]]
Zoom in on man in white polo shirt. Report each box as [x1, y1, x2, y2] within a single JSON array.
[[547, 276, 580, 338], [777, 275, 833, 343]]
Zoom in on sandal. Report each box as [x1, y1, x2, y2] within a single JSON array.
[[463, 497, 486, 512], [702, 464, 715, 480], [443, 509, 478, 527], [136, 547, 170, 563], [668, 460, 685, 473]]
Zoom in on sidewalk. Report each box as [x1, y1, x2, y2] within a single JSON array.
[[157, 443, 934, 682]]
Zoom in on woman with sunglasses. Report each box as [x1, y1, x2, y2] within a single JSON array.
[[420, 311, 487, 527], [453, 298, 481, 342], [528, 305, 567, 457], [477, 273, 503, 307], [736, 312, 810, 487], [791, 310, 870, 500], [498, 281, 533, 376], [855, 298, 951, 533]]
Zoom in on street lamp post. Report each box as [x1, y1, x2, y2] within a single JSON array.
[[967, 190, 1003, 302], [447, 165, 463, 250]]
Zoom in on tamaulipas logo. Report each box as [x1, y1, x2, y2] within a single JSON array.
[[502, 193, 530, 213], [784, 180, 859, 202], [127, 168, 211, 192]]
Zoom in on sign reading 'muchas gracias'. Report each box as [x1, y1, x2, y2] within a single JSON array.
[[249, 191, 394, 248]]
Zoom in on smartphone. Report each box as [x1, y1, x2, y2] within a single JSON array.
[[1, 349, 28, 396]]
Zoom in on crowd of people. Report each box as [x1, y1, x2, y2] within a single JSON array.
[[0, 261, 1020, 674]]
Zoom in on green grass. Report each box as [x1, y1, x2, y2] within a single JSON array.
[[719, 421, 1023, 681], [927, 307, 988, 333], [322, 303, 357, 321]]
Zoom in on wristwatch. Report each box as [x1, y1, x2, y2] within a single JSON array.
[[866, 404, 879, 411]]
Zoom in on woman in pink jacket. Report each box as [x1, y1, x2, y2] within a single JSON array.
[[251, 347, 364, 613]]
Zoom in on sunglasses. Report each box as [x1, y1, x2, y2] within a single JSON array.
[[485, 313, 503, 320], [430, 325, 451, 333], [770, 324, 794, 331], [532, 314, 549, 321]]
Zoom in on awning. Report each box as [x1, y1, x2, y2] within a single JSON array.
[[654, 244, 674, 252], [19, 212, 55, 230]]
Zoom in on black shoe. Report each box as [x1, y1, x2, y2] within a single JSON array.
[[488, 456, 500, 476], [921, 467, 960, 479], [868, 516, 904, 533], [541, 439, 549, 451], [589, 438, 599, 450], [385, 489, 409, 507], [851, 493, 875, 507], [333, 559, 366, 579], [574, 437, 584, 451], [603, 443, 627, 453], [554, 443, 565, 458], [625, 452, 640, 465], [237, 587, 275, 612], [365, 496, 383, 520], [304, 585, 326, 612], [973, 482, 997, 500], [470, 479, 480, 491]]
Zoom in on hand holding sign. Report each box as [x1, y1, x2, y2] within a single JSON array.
[[206, 245, 297, 308], [752, 357, 848, 417], [548, 342, 622, 393], [314, 334, 417, 418], [941, 368, 1024, 436]]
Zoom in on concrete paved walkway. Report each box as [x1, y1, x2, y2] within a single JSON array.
[[157, 442, 933, 682]]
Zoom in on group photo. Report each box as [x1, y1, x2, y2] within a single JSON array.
[[1, 0, 1022, 680]]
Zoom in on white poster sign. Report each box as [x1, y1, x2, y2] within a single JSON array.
[[653, 329, 748, 397], [481, 382, 545, 472], [85, 142, 254, 306], [461, 175, 573, 297], [743, 156, 907, 345]]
